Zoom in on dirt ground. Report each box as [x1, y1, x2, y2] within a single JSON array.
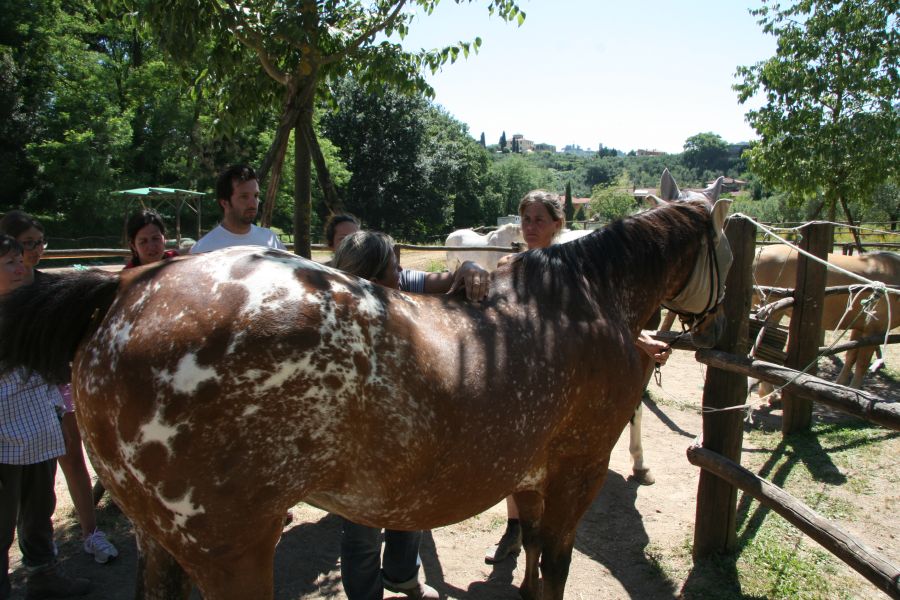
[[7, 250, 900, 598]]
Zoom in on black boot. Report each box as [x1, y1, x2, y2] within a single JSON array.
[[25, 566, 90, 600], [484, 520, 522, 564]]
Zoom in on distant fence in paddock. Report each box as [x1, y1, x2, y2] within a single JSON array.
[[38, 242, 524, 267], [688, 218, 900, 598]]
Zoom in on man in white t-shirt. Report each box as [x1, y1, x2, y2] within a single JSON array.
[[190, 164, 286, 254]]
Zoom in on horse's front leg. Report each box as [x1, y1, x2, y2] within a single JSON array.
[[513, 491, 544, 600], [134, 527, 191, 600]]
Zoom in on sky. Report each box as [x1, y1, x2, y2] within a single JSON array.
[[387, 1, 778, 154]]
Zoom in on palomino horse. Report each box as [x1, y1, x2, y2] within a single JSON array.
[[753, 244, 900, 391], [0, 172, 731, 600], [445, 223, 524, 271]]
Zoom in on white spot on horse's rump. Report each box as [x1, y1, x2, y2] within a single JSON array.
[[154, 352, 220, 395], [139, 406, 181, 452]]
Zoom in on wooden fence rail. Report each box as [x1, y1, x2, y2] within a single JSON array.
[[696, 348, 900, 431], [687, 445, 900, 599], [39, 243, 522, 262]]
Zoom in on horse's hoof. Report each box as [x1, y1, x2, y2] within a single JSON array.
[[629, 468, 655, 485]]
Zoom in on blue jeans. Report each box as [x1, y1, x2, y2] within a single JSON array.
[[340, 518, 422, 600]]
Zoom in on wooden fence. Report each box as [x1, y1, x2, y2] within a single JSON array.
[[689, 217, 900, 598]]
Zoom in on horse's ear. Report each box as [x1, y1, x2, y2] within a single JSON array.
[[711, 198, 732, 236], [660, 168, 680, 201], [706, 176, 724, 201], [645, 194, 668, 208]]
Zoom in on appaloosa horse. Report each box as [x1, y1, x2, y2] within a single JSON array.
[[0, 171, 730, 600]]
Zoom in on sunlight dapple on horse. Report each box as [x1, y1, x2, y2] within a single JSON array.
[[753, 244, 900, 391], [0, 171, 731, 600], [444, 223, 524, 271]]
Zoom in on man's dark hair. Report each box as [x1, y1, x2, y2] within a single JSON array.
[[215, 164, 257, 206], [323, 213, 360, 246]]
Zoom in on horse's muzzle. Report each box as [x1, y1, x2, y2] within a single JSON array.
[[690, 306, 726, 349]]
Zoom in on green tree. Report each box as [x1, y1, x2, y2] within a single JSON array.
[[682, 132, 729, 175], [499, 130, 507, 152], [321, 77, 491, 239], [120, 0, 524, 256], [479, 132, 486, 147], [589, 173, 635, 222], [735, 0, 900, 249], [487, 154, 553, 216], [564, 182, 574, 222]]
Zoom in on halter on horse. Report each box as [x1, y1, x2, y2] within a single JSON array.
[[0, 170, 730, 600]]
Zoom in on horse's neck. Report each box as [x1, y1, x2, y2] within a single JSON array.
[[589, 209, 703, 330]]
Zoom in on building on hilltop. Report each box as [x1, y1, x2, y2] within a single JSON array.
[[636, 149, 666, 156], [511, 134, 534, 153]]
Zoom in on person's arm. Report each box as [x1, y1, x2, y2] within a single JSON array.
[[426, 261, 490, 301], [635, 331, 671, 365]]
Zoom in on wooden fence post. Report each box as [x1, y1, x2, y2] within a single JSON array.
[[782, 222, 833, 434], [693, 215, 756, 558]]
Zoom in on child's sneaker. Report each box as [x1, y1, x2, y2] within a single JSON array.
[[83, 528, 119, 564]]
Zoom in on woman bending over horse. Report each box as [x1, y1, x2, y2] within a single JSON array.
[[332, 230, 439, 600], [0, 211, 118, 565], [324, 212, 490, 301], [486, 190, 672, 564]]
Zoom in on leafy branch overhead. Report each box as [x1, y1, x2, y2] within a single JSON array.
[[109, 0, 524, 254], [734, 0, 899, 240]]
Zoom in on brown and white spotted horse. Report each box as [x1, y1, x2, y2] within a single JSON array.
[[0, 171, 730, 600]]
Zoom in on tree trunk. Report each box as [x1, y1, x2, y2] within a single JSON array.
[[299, 118, 344, 214], [839, 196, 864, 254], [294, 109, 313, 258], [259, 133, 290, 228]]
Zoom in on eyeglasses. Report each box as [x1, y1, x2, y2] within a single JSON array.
[[20, 239, 47, 251]]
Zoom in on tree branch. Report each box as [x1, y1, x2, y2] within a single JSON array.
[[320, 0, 409, 66], [224, 0, 289, 84]]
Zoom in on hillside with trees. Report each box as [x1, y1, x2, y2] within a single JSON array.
[[2, 0, 897, 246]]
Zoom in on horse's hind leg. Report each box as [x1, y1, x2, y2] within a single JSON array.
[[534, 461, 610, 600], [627, 403, 654, 485], [134, 529, 191, 600], [513, 491, 544, 600], [189, 517, 283, 600]]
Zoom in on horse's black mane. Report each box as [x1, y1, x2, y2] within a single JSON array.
[[0, 269, 119, 383], [514, 200, 710, 320]]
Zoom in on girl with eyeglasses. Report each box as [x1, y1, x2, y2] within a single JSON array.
[[0, 211, 46, 282], [0, 211, 119, 566]]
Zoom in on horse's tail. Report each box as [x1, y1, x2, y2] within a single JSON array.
[[0, 270, 120, 383]]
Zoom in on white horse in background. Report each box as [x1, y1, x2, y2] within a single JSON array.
[[445, 223, 524, 271]]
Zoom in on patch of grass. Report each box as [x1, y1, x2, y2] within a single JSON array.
[[644, 388, 701, 414], [676, 418, 899, 598], [424, 259, 446, 273]]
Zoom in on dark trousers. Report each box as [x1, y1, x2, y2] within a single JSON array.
[[340, 518, 422, 600], [0, 459, 58, 599]]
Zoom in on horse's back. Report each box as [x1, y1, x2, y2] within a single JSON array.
[[754, 244, 900, 331]]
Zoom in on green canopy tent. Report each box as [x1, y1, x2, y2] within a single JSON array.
[[111, 187, 208, 246]]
